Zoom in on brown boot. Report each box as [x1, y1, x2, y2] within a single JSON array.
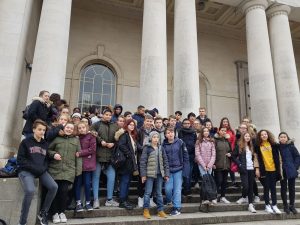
[[143, 209, 151, 219], [157, 210, 168, 218]]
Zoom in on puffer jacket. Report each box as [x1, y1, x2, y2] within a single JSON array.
[[91, 120, 118, 163], [139, 144, 169, 178], [162, 137, 190, 178], [78, 133, 97, 171], [178, 128, 197, 155], [254, 142, 281, 180], [22, 97, 52, 134], [48, 135, 82, 183], [214, 134, 231, 170], [195, 138, 216, 169], [279, 141, 300, 179]]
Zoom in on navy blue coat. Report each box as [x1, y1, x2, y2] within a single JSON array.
[[279, 142, 300, 179], [132, 113, 145, 129], [178, 128, 197, 155], [162, 137, 190, 178]]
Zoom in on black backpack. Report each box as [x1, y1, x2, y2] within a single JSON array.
[[111, 146, 126, 169], [200, 173, 217, 202], [22, 104, 31, 120]]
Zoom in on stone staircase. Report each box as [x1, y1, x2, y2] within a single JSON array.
[[49, 178, 300, 225]]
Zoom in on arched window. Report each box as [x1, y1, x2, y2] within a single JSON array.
[[78, 64, 116, 113]]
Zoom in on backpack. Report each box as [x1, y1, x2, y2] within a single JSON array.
[[200, 172, 217, 202], [0, 157, 18, 178], [111, 146, 126, 169], [22, 104, 31, 120]]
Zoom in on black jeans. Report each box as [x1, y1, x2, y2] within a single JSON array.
[[240, 170, 254, 203], [253, 178, 258, 196], [263, 171, 277, 206], [280, 176, 296, 206], [215, 170, 228, 197], [51, 180, 72, 214]]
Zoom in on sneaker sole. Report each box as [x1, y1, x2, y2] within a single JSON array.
[[75, 209, 84, 213], [37, 215, 47, 225]]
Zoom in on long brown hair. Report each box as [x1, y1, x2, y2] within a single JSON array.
[[197, 127, 213, 144], [257, 129, 276, 146], [238, 132, 253, 154], [219, 117, 234, 133], [124, 119, 138, 141]]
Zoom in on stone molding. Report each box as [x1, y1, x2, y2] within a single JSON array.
[[240, 0, 269, 14], [267, 4, 291, 18]]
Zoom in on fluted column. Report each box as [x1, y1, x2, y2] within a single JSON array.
[[27, 0, 72, 102], [267, 5, 300, 144], [140, 0, 167, 116], [241, 0, 280, 135], [0, 0, 34, 162], [173, 0, 200, 117]]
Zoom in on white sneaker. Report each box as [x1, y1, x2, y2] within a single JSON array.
[[93, 199, 100, 209], [105, 199, 119, 207], [220, 197, 231, 204], [150, 197, 157, 207], [202, 200, 210, 205], [265, 204, 274, 214], [272, 205, 282, 214], [59, 212, 67, 223], [254, 196, 260, 203], [248, 203, 257, 213], [52, 213, 60, 224], [194, 183, 200, 189], [236, 197, 247, 204], [211, 199, 217, 205], [138, 197, 144, 208]]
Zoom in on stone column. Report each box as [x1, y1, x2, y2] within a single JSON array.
[[241, 0, 280, 135], [140, 0, 167, 116], [27, 0, 72, 102], [174, 0, 200, 117], [0, 0, 34, 164], [267, 5, 300, 143]]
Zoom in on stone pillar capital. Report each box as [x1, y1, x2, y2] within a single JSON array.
[[241, 0, 269, 14], [267, 4, 291, 18]]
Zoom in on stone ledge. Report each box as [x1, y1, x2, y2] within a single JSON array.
[[0, 177, 40, 225]]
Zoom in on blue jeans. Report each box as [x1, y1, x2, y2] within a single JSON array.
[[74, 171, 93, 202], [18, 171, 57, 225], [198, 165, 212, 176], [119, 173, 132, 202], [144, 175, 164, 211], [165, 170, 182, 209], [183, 154, 195, 193], [92, 162, 115, 200]]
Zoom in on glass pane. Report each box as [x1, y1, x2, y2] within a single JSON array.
[[103, 84, 111, 94], [102, 94, 110, 105], [84, 82, 93, 93], [83, 92, 92, 104], [93, 75, 102, 93], [103, 69, 114, 81], [93, 94, 101, 106], [93, 65, 106, 76]]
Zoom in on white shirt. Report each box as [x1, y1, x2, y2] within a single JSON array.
[[245, 146, 254, 170]]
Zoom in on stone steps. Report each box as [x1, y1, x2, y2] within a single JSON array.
[[50, 209, 300, 225], [65, 200, 300, 218]]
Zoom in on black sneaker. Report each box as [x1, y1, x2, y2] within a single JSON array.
[[85, 203, 94, 211], [170, 208, 181, 216], [290, 205, 298, 214], [283, 205, 290, 214], [75, 204, 84, 212], [37, 210, 48, 225], [119, 201, 134, 210]]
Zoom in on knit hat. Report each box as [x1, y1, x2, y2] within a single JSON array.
[[72, 112, 81, 119], [149, 131, 159, 142]]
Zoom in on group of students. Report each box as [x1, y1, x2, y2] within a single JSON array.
[[16, 90, 300, 225]]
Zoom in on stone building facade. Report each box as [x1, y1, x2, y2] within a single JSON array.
[[0, 0, 300, 164]]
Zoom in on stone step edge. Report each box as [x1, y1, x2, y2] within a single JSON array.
[[49, 209, 300, 225]]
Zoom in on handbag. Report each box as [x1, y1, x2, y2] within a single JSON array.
[[111, 146, 126, 169], [200, 172, 217, 201], [230, 161, 238, 173]]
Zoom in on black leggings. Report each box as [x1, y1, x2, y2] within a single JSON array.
[[263, 172, 277, 206], [51, 180, 72, 214], [215, 170, 228, 197], [240, 170, 254, 203]]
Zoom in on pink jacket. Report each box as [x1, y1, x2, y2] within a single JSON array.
[[195, 139, 216, 169]]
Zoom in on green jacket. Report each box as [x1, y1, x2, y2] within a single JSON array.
[[214, 134, 231, 171], [91, 120, 118, 163], [48, 136, 82, 183]]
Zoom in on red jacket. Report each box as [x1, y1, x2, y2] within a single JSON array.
[[226, 129, 236, 151]]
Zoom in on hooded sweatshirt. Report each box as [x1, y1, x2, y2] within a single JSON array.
[[111, 104, 123, 123], [17, 136, 49, 177]]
